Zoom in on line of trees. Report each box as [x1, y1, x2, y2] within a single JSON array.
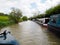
[[0, 13, 8, 16], [0, 4, 60, 23], [0, 8, 28, 29], [45, 4, 60, 17], [29, 4, 60, 20], [0, 8, 28, 24]]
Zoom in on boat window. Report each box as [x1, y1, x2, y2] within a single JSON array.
[[45, 19, 49, 24], [51, 18, 56, 23]]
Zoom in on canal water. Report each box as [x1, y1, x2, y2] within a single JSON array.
[[0, 21, 60, 45]]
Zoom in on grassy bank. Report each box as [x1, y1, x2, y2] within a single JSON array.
[[0, 15, 28, 29], [0, 15, 15, 29]]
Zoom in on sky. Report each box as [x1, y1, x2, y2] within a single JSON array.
[[0, 0, 60, 17]]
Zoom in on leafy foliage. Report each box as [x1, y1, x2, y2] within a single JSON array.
[[0, 15, 10, 29], [9, 8, 22, 23], [45, 4, 60, 17], [29, 4, 60, 20], [0, 13, 8, 16], [22, 16, 28, 21], [29, 14, 45, 20]]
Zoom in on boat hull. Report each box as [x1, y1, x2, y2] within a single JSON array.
[[48, 24, 60, 37]]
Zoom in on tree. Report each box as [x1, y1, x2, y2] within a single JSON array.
[[22, 16, 28, 21], [0, 13, 8, 16], [9, 8, 22, 23], [37, 14, 45, 18], [45, 4, 60, 17]]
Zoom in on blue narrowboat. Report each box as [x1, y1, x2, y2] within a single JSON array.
[[48, 14, 60, 34]]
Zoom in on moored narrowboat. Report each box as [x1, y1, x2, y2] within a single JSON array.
[[48, 14, 60, 35]]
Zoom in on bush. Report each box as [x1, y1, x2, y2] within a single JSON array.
[[19, 18, 23, 22], [22, 16, 28, 21]]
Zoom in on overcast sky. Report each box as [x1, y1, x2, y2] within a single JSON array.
[[0, 0, 60, 17]]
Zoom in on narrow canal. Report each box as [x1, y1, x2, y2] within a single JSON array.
[[1, 21, 60, 45]]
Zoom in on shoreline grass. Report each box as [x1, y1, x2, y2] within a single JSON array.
[[0, 15, 14, 29]]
